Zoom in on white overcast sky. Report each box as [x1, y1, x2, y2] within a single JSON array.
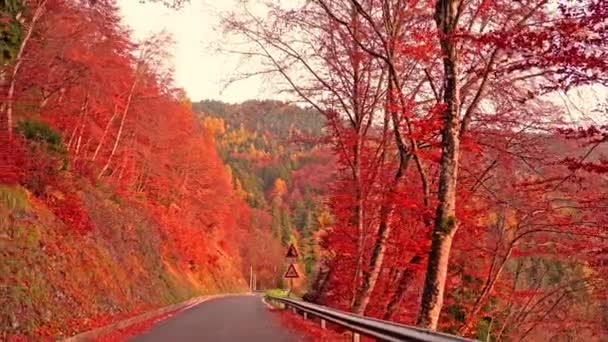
[[119, 1, 284, 103], [119, 1, 605, 121]]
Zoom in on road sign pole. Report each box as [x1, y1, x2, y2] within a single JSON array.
[[283, 244, 300, 297], [249, 265, 253, 292]]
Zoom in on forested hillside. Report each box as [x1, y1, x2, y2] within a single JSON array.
[[224, 0, 608, 340], [0, 2, 282, 339], [194, 100, 335, 287], [2, 0, 607, 341]]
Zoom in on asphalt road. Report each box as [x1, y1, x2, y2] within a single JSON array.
[[131, 295, 306, 342]]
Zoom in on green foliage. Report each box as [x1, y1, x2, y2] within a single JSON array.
[[512, 256, 588, 292], [0, 0, 23, 63], [447, 304, 466, 323], [303, 241, 316, 275], [476, 317, 494, 342], [271, 202, 281, 238], [297, 201, 318, 276], [265, 288, 289, 298], [265, 288, 300, 300], [196, 100, 330, 286], [195, 99, 325, 140], [16, 120, 66, 155], [438, 216, 457, 234], [260, 164, 291, 191], [14, 120, 68, 194], [230, 161, 266, 208], [280, 208, 292, 245]]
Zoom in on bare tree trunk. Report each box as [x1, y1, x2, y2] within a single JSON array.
[[348, 3, 367, 305], [383, 255, 422, 320], [66, 124, 79, 151], [351, 198, 393, 314], [303, 261, 332, 303], [68, 93, 89, 152], [98, 74, 138, 179], [459, 246, 513, 335], [116, 155, 127, 182], [4, 0, 48, 137], [351, 83, 409, 315], [350, 138, 365, 301], [92, 105, 118, 161], [416, 0, 462, 330], [74, 128, 83, 156]]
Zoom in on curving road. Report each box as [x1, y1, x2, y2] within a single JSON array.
[[130, 295, 307, 342]]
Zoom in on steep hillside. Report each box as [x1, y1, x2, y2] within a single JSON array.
[[0, 2, 272, 340], [0, 182, 244, 339], [0, 106, 258, 339]]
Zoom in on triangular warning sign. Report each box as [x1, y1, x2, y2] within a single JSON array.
[[284, 264, 300, 278], [285, 243, 299, 258]]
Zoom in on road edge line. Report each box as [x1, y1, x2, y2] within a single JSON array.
[[63, 293, 247, 342], [261, 296, 274, 309]]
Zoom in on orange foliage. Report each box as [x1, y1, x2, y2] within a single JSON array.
[[0, 1, 272, 339]]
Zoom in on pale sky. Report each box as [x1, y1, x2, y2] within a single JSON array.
[[119, 1, 282, 103], [119, 1, 605, 121]]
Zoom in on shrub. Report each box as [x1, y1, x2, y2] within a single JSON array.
[[14, 120, 68, 194], [0, 0, 23, 63], [265, 288, 291, 298], [15, 119, 66, 156]]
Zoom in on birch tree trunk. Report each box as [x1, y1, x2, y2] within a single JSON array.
[[92, 105, 118, 162], [351, 197, 394, 314], [348, 3, 367, 305], [351, 79, 409, 315], [459, 247, 513, 335], [98, 72, 138, 179], [4, 0, 48, 137]]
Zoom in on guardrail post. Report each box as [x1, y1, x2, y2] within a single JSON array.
[[320, 319, 326, 329], [303, 312, 308, 320], [292, 307, 296, 314], [352, 332, 360, 342]]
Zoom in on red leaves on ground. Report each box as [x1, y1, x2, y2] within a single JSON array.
[[0, 134, 26, 184], [271, 309, 347, 341], [95, 308, 181, 342]]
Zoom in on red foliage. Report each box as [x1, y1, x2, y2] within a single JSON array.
[[277, 0, 608, 338], [0, 134, 26, 184], [3, 0, 607, 339], [46, 190, 92, 233], [0, 0, 258, 265], [271, 309, 346, 341], [1, 0, 280, 339]]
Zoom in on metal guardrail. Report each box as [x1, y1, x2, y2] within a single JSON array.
[[266, 295, 476, 342]]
